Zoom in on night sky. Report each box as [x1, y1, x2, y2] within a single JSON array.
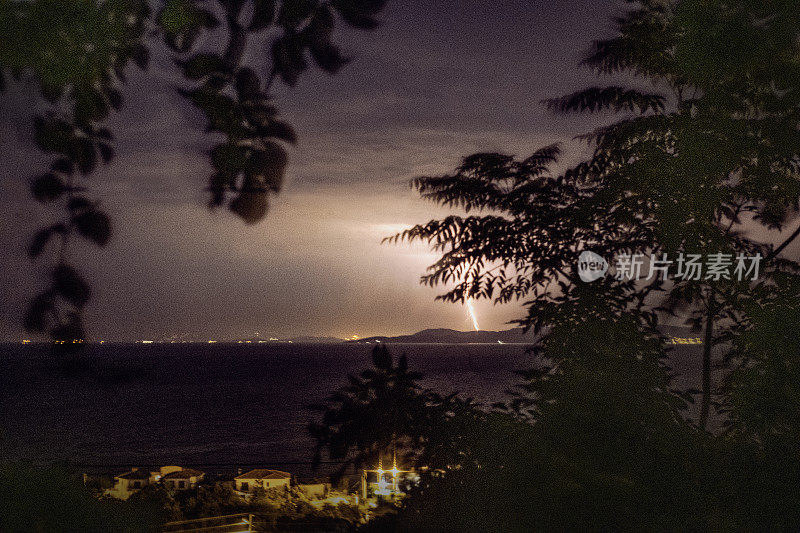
[[6, 0, 792, 341]]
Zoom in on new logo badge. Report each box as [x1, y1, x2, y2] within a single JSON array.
[[578, 251, 608, 282]]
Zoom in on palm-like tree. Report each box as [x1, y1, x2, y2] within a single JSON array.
[[309, 345, 436, 476]]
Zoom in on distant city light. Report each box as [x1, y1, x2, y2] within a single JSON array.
[[668, 337, 703, 345]]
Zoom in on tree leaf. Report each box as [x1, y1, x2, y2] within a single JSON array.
[[257, 120, 297, 144], [210, 143, 249, 173], [106, 88, 123, 111], [52, 264, 91, 308], [248, 141, 287, 191], [28, 223, 68, 258], [29, 228, 54, 258], [72, 210, 111, 246], [24, 292, 55, 332], [68, 196, 95, 212], [181, 53, 225, 80], [249, 0, 275, 31], [98, 142, 115, 164], [131, 44, 150, 70], [310, 42, 349, 74], [75, 89, 110, 123], [51, 158, 74, 175], [331, 0, 385, 29], [278, 0, 318, 29], [235, 68, 260, 100], [34, 117, 73, 154], [75, 138, 98, 174], [543, 86, 666, 114], [272, 34, 308, 86], [229, 189, 269, 224], [31, 173, 65, 202]]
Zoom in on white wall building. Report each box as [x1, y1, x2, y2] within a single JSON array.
[[233, 469, 291, 494], [105, 466, 204, 499], [161, 468, 205, 490], [106, 468, 154, 500]]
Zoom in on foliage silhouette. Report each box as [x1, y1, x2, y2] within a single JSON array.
[[390, 0, 800, 432], [310, 343, 800, 529], [359, 0, 800, 529], [0, 0, 387, 344], [309, 345, 437, 478]]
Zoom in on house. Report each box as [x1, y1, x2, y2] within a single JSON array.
[[296, 480, 330, 500], [234, 469, 291, 494], [106, 466, 203, 499], [107, 468, 154, 500], [161, 468, 205, 490], [152, 465, 183, 481]]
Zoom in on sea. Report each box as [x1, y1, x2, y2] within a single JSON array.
[[0, 343, 537, 478]]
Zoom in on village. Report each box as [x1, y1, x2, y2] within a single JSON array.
[[81, 458, 420, 530]]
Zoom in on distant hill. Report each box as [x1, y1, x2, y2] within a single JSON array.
[[351, 328, 540, 345], [351, 324, 704, 346]]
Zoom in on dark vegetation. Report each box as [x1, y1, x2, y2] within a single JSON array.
[[3, 0, 800, 530], [127, 481, 362, 530], [311, 0, 800, 530]]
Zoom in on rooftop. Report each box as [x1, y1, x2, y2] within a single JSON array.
[[116, 469, 150, 480], [162, 468, 204, 480], [235, 469, 291, 480]]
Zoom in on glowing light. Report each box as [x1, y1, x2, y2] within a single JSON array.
[[465, 298, 480, 331]]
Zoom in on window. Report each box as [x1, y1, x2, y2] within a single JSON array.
[[132, 481, 140, 489], [241, 482, 249, 491], [178, 481, 185, 489]]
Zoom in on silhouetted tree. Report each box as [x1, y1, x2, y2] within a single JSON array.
[[309, 345, 437, 477], [541, 0, 800, 430], [391, 0, 800, 432], [376, 0, 800, 529], [723, 270, 800, 444]]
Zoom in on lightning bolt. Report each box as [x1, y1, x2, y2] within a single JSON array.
[[465, 298, 480, 331]]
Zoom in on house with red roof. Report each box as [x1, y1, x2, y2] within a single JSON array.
[[105, 466, 205, 499], [233, 469, 291, 495], [161, 468, 205, 490]]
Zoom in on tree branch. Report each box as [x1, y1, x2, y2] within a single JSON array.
[[764, 221, 800, 263]]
